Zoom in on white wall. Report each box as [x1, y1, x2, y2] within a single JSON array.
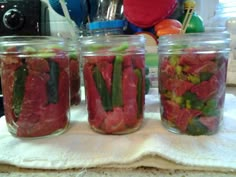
[[194, 0, 219, 25], [42, 0, 71, 37]]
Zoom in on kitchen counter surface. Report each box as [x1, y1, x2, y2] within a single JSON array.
[[0, 86, 235, 177], [1, 165, 236, 177]]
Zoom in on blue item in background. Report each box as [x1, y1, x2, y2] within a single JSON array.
[[127, 22, 143, 33], [124, 21, 155, 35], [88, 19, 125, 35], [88, 20, 125, 30], [48, 0, 88, 26], [87, 0, 99, 22], [48, 0, 125, 35]]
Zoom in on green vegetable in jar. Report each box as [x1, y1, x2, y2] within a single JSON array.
[[93, 65, 112, 111], [47, 60, 59, 104], [134, 68, 143, 117], [112, 55, 123, 107], [13, 64, 28, 117]]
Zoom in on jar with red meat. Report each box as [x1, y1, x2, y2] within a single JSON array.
[[80, 35, 146, 134], [158, 32, 230, 135], [0, 36, 77, 138]]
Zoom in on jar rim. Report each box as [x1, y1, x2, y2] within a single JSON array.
[[158, 31, 230, 43], [80, 35, 146, 44], [0, 36, 77, 55], [0, 35, 66, 43], [80, 35, 146, 56], [158, 31, 231, 54]]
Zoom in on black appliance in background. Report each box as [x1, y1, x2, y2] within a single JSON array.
[[0, 0, 50, 36]]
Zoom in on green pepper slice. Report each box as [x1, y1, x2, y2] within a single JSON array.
[[47, 60, 59, 104], [112, 55, 123, 107], [134, 68, 143, 118], [186, 118, 208, 136], [93, 65, 112, 111], [13, 64, 28, 117]]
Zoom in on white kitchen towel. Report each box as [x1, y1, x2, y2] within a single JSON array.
[[227, 53, 236, 85], [0, 89, 236, 172]]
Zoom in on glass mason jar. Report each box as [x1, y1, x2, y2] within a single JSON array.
[[0, 36, 78, 138], [69, 44, 81, 106], [158, 32, 231, 135], [80, 35, 146, 134]]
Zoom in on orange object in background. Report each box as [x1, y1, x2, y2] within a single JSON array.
[[154, 19, 182, 37], [154, 19, 182, 31], [156, 26, 182, 36]]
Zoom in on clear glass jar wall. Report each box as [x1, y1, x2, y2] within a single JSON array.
[[158, 32, 230, 135], [0, 36, 80, 138], [80, 35, 146, 134]]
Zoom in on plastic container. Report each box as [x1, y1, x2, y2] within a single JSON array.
[[80, 35, 146, 134], [158, 32, 230, 135], [91, 0, 124, 21], [87, 0, 125, 36], [0, 36, 77, 138], [87, 20, 125, 36]]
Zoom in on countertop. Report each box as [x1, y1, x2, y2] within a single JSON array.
[[0, 86, 235, 177]]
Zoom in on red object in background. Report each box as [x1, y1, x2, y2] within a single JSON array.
[[124, 0, 178, 28]]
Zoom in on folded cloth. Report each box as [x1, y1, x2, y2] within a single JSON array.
[[0, 89, 236, 172], [227, 57, 236, 85]]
